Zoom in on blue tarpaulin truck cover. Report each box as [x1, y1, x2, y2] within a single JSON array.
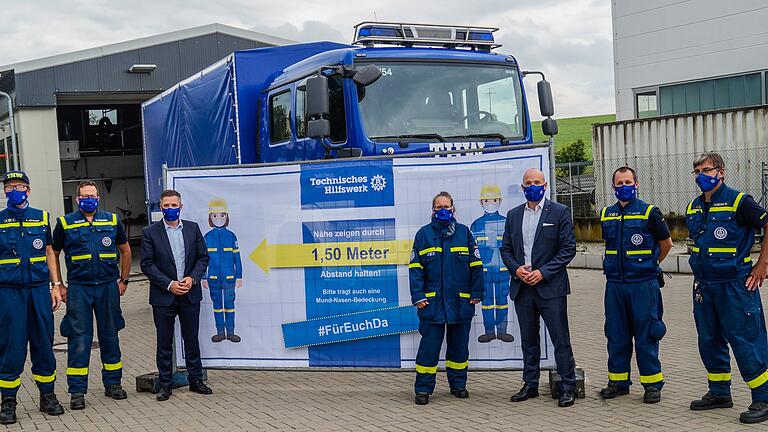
[[142, 41, 349, 209]]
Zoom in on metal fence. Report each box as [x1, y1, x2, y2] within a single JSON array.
[[553, 148, 768, 224], [592, 147, 768, 216]]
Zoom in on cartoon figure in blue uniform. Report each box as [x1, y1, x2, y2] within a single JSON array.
[[202, 198, 243, 343], [470, 184, 514, 343]]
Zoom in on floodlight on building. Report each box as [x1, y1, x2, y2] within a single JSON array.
[[128, 64, 157, 73]]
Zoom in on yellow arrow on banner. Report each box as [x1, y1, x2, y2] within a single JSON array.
[[249, 239, 414, 273]]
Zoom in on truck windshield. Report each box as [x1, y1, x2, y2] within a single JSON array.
[[358, 62, 525, 141]]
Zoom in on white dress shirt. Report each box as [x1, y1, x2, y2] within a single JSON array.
[[522, 200, 544, 266]]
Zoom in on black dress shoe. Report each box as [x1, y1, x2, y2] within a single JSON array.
[[497, 332, 515, 343], [644, 387, 661, 404], [105, 384, 128, 400], [450, 388, 469, 398], [189, 380, 213, 395], [690, 392, 733, 410], [156, 386, 173, 401], [600, 381, 630, 399], [740, 401, 768, 423], [415, 392, 429, 405], [558, 390, 575, 407], [477, 333, 496, 343], [39, 393, 64, 415], [70, 393, 86, 410], [510, 384, 539, 402], [0, 396, 17, 425]]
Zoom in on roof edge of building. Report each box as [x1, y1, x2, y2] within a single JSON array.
[[0, 23, 297, 75]]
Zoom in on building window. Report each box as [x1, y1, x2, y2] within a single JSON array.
[[269, 90, 291, 145], [636, 91, 658, 118], [658, 72, 762, 116]]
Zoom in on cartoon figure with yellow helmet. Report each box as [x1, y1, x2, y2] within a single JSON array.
[[470, 184, 514, 343], [201, 198, 243, 343]]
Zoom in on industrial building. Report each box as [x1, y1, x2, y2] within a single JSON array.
[[612, 0, 768, 121], [0, 23, 292, 241]]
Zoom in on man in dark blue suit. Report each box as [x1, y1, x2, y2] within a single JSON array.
[[500, 168, 577, 407], [140, 189, 211, 401]]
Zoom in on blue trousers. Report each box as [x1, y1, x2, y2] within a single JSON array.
[[209, 286, 236, 335], [694, 279, 768, 402], [0, 285, 57, 396], [481, 273, 510, 334], [60, 282, 124, 394], [515, 283, 576, 391], [414, 321, 471, 394], [605, 279, 665, 390]]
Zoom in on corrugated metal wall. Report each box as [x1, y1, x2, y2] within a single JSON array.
[[592, 106, 768, 214], [11, 33, 269, 107]]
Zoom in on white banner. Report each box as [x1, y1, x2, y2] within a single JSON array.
[[167, 147, 555, 369]]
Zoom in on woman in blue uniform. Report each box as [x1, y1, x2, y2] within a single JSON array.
[[409, 191, 484, 405], [202, 198, 243, 343]]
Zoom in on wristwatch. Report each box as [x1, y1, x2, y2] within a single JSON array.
[[52, 281, 63, 287], [120, 278, 130, 285]]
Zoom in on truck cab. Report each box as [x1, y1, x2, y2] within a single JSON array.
[[259, 22, 556, 163]]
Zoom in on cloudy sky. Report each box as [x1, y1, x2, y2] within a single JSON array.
[[1, 0, 614, 118]]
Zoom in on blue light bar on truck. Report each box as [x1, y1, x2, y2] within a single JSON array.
[[353, 22, 501, 51]]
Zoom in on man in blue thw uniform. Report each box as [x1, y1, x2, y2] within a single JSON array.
[[685, 152, 768, 424]]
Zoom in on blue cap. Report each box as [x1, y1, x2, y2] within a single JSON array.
[[2, 171, 30, 185]]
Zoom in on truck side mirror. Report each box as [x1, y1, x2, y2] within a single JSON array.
[[537, 80, 555, 118], [306, 75, 329, 117], [306, 75, 330, 139], [352, 64, 382, 87], [542, 117, 558, 137]]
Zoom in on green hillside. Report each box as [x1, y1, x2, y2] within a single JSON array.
[[532, 114, 615, 160]]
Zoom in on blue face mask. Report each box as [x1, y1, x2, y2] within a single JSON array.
[[78, 197, 99, 213], [523, 184, 546, 202], [696, 172, 720, 192], [434, 208, 453, 221], [614, 184, 637, 201], [162, 207, 181, 222], [6, 189, 27, 207]]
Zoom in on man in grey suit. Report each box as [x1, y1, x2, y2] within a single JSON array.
[[500, 168, 577, 407]]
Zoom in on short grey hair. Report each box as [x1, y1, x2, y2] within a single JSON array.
[[692, 152, 725, 170]]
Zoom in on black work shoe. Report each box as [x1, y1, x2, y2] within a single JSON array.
[[600, 381, 630, 399], [105, 384, 128, 400], [226, 333, 242, 343], [510, 383, 539, 402], [477, 333, 496, 343], [189, 380, 213, 395], [156, 386, 172, 401], [497, 332, 515, 343], [415, 392, 429, 405], [39, 393, 64, 416], [690, 392, 733, 411], [644, 387, 661, 404], [0, 396, 17, 425], [211, 333, 226, 343], [740, 401, 768, 424], [70, 393, 86, 410], [450, 388, 469, 398], [558, 390, 575, 407]]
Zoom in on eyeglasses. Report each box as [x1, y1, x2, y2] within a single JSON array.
[[692, 167, 720, 175], [3, 185, 28, 192]]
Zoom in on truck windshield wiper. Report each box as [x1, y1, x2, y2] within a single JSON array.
[[370, 134, 446, 142], [446, 133, 509, 144]]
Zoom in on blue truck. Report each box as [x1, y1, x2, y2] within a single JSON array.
[[142, 22, 558, 210]]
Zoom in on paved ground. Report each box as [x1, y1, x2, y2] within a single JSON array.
[[5, 269, 767, 431]]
